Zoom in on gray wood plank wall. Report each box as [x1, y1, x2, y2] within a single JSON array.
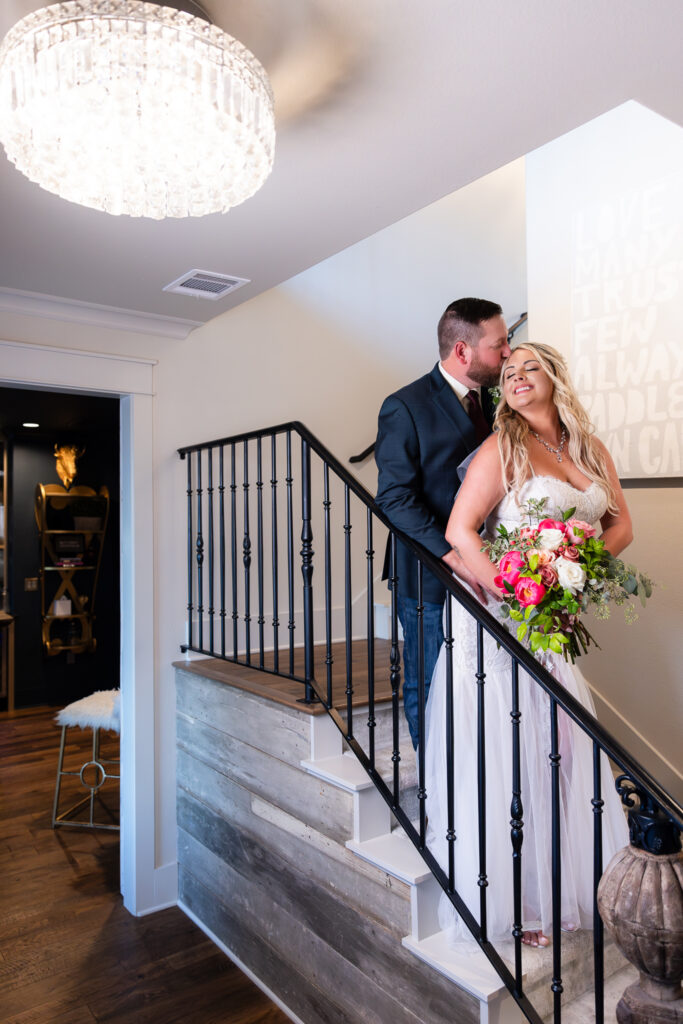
[[176, 666, 479, 1024]]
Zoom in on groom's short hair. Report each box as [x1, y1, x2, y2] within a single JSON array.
[[437, 297, 503, 359]]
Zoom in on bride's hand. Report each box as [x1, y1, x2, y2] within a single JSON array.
[[442, 549, 487, 602]]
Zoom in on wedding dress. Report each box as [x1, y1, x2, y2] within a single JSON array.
[[424, 475, 629, 944]]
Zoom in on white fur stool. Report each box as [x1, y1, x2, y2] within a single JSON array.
[[52, 689, 120, 831]]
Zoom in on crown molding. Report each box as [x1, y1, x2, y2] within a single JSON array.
[[0, 287, 202, 339]]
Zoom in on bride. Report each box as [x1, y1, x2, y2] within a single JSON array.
[[424, 342, 631, 948]]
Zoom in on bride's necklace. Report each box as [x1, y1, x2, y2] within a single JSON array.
[[530, 426, 568, 462]]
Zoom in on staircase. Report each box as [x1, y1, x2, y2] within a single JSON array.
[[176, 421, 678, 1023], [175, 658, 635, 1024]]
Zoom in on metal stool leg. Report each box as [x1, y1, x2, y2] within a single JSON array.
[[53, 724, 119, 831], [52, 725, 68, 828]]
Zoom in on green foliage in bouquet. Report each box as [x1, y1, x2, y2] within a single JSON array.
[[482, 498, 654, 662]]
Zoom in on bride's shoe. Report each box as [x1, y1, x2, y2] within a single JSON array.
[[521, 930, 550, 947], [561, 921, 578, 932]]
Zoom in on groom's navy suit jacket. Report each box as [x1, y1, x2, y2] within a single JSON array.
[[375, 363, 495, 604]]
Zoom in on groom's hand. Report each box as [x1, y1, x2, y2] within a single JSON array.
[[441, 548, 486, 602]]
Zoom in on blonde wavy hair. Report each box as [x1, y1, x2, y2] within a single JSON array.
[[494, 342, 618, 513]]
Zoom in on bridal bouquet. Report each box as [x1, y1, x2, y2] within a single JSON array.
[[482, 498, 654, 662]]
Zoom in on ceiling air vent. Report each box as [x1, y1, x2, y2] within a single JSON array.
[[163, 269, 250, 300]]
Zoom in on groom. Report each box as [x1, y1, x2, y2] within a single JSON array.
[[375, 297, 510, 749]]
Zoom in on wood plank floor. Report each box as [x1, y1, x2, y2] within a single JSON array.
[[0, 711, 291, 1024], [175, 638, 397, 714]]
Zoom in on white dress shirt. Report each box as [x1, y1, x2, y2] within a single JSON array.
[[438, 363, 480, 410]]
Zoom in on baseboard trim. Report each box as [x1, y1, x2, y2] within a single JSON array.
[[178, 900, 305, 1024], [128, 862, 178, 917]]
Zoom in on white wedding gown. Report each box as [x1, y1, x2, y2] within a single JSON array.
[[424, 475, 629, 944]]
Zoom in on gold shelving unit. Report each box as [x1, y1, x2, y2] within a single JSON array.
[[35, 484, 109, 656]]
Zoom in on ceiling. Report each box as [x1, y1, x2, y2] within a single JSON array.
[[1, 0, 682, 335]]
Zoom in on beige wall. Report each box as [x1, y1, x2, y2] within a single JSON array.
[[4, 126, 680, 888], [526, 102, 683, 799], [152, 158, 528, 865], [0, 157, 529, 878]]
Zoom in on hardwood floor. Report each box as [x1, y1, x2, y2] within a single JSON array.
[[0, 711, 291, 1024], [174, 638, 397, 714]]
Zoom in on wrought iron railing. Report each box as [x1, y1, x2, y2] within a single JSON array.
[[178, 421, 682, 1024]]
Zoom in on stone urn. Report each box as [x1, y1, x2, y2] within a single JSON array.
[[598, 785, 683, 1024]]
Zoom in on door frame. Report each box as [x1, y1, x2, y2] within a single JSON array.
[[0, 339, 158, 914]]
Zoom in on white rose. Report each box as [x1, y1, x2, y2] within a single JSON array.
[[555, 556, 586, 593], [537, 528, 565, 551]]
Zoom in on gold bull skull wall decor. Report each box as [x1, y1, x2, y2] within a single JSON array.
[[54, 444, 84, 489]]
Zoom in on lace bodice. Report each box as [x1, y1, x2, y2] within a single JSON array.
[[485, 475, 608, 538]]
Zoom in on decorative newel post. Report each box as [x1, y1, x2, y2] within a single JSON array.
[[597, 776, 683, 1023]]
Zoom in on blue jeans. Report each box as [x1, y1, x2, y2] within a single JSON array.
[[398, 595, 444, 750]]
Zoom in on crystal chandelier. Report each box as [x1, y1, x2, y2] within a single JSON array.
[[0, 1, 275, 218]]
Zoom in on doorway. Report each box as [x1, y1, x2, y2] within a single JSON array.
[[0, 338, 158, 915], [0, 385, 120, 711]]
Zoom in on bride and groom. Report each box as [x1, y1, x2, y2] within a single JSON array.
[[375, 298, 629, 947]]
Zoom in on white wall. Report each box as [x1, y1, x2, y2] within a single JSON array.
[[526, 102, 683, 798], [0, 157, 528, 899], [153, 157, 528, 869], [6, 118, 680, 903]]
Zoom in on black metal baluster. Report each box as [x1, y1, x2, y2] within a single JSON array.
[[185, 453, 193, 650], [389, 533, 401, 802], [257, 437, 265, 669], [243, 440, 252, 663], [366, 510, 376, 767], [207, 446, 215, 653], [230, 443, 238, 659], [550, 698, 563, 1021], [510, 658, 524, 995], [417, 563, 426, 849], [286, 430, 295, 676], [476, 622, 488, 940], [323, 463, 333, 708], [300, 438, 315, 704], [271, 434, 279, 674], [219, 445, 226, 658], [196, 450, 204, 652], [445, 596, 456, 891], [592, 742, 605, 1024], [344, 484, 353, 739]]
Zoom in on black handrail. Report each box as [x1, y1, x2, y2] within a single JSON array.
[[179, 421, 681, 1024], [181, 422, 681, 831]]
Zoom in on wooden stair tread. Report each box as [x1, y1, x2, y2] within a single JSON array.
[[174, 637, 398, 715]]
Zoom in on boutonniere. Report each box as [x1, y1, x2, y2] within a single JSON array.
[[488, 386, 502, 406]]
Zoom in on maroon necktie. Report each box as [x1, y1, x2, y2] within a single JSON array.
[[464, 390, 490, 445]]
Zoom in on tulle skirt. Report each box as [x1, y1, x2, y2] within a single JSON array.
[[424, 592, 629, 944]]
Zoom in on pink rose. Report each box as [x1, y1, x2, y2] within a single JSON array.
[[539, 564, 559, 588], [538, 518, 567, 534], [514, 578, 546, 607], [562, 545, 580, 562], [495, 550, 526, 589], [520, 526, 537, 540], [527, 547, 553, 566], [566, 518, 596, 544]]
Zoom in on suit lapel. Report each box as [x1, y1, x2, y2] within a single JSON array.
[[428, 365, 477, 445]]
